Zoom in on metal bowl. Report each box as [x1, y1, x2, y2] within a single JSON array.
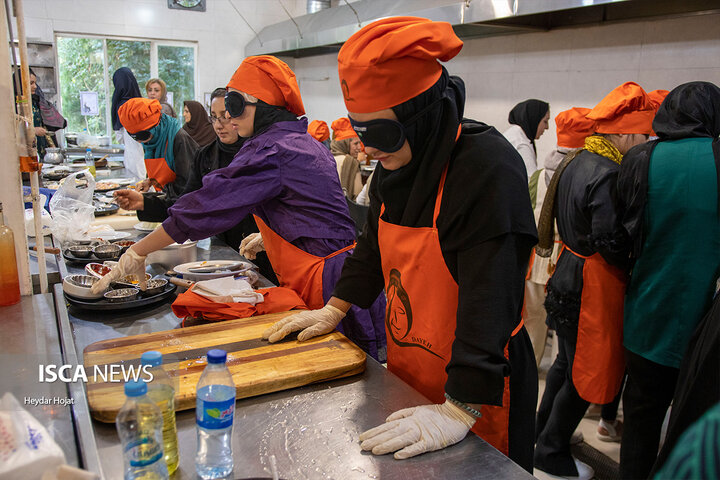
[[93, 243, 122, 259], [104, 288, 140, 303], [113, 273, 152, 289], [146, 240, 198, 270], [62, 274, 104, 299], [142, 278, 168, 296], [68, 245, 94, 258], [113, 240, 136, 253]]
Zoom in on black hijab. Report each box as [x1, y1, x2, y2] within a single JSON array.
[[251, 100, 298, 138], [375, 67, 465, 225], [111, 67, 142, 131], [653, 81, 720, 140], [508, 99, 549, 152]]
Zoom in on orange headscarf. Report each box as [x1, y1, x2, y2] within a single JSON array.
[[330, 117, 357, 141], [227, 55, 305, 116], [648, 89, 670, 110], [118, 98, 162, 133], [555, 107, 594, 148], [337, 16, 463, 113], [308, 120, 330, 142], [587, 82, 655, 135]]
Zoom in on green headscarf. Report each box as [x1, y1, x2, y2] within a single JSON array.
[[143, 113, 182, 171]]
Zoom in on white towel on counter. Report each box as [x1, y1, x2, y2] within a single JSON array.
[[191, 277, 265, 305]]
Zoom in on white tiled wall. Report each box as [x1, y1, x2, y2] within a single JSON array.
[[15, 0, 307, 102], [292, 13, 720, 165]]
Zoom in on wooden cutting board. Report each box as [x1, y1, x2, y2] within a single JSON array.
[[83, 311, 366, 423]]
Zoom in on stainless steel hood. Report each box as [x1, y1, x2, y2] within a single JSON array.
[[246, 0, 720, 58]]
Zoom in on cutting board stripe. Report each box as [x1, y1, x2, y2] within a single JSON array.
[[86, 339, 344, 393], [83, 316, 276, 353]]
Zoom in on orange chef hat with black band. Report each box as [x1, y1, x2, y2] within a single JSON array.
[[308, 120, 330, 142], [118, 98, 162, 134], [331, 117, 357, 141], [587, 82, 655, 135], [227, 55, 305, 116], [648, 89, 670, 110], [337, 16, 463, 113], [555, 107, 594, 149]]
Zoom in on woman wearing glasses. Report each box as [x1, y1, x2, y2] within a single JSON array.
[[262, 17, 538, 469], [118, 97, 198, 202], [112, 89, 263, 255], [94, 56, 386, 360]]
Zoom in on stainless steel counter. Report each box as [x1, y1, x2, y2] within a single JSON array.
[[53, 232, 533, 479], [1, 294, 79, 466]]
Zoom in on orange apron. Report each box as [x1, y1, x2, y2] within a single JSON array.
[[561, 245, 627, 404], [144, 140, 176, 187], [253, 215, 355, 310], [377, 164, 522, 455]]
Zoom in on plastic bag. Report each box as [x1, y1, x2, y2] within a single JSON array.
[[0, 393, 66, 480], [48, 169, 96, 245]]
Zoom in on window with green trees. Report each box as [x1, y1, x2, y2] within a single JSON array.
[[56, 35, 196, 137]]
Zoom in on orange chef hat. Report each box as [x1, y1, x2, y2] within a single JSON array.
[[587, 82, 655, 135], [555, 107, 594, 148], [331, 117, 357, 141], [227, 55, 305, 116], [337, 16, 463, 113], [648, 89, 670, 110], [118, 98, 162, 133], [308, 120, 330, 142]]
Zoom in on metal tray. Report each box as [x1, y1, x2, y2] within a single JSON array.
[[94, 203, 119, 216], [63, 282, 177, 311], [63, 249, 121, 265]]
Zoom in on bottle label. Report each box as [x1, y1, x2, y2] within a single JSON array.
[[196, 386, 235, 430], [124, 436, 162, 467]]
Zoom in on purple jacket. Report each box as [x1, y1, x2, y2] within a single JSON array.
[[164, 119, 355, 255]]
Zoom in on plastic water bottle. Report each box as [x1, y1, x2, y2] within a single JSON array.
[[195, 349, 235, 479], [141, 351, 179, 475], [85, 147, 96, 177], [116, 380, 168, 480]]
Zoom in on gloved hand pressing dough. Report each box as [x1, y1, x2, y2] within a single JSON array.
[[90, 249, 147, 294], [359, 400, 476, 460], [262, 305, 346, 343], [239, 233, 264, 260]]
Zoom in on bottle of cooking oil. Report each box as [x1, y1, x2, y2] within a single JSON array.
[[85, 147, 96, 177], [0, 202, 21, 307], [116, 380, 168, 479], [141, 351, 179, 475]]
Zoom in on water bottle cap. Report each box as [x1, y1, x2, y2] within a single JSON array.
[[207, 349, 227, 364], [141, 350, 162, 367], [86, 147, 91, 151], [124, 380, 147, 397]]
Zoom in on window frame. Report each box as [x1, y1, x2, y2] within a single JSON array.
[[54, 32, 199, 137]]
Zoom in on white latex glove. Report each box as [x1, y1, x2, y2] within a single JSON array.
[[90, 249, 147, 294], [359, 400, 476, 460], [239, 232, 265, 260], [262, 305, 345, 343]]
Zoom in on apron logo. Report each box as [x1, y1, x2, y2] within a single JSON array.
[[386, 269, 443, 359], [341, 80, 353, 102]]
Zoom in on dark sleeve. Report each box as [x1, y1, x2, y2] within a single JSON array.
[[138, 145, 207, 222], [171, 131, 199, 196], [332, 175, 386, 308], [587, 169, 630, 269], [617, 142, 657, 260], [445, 232, 533, 405]]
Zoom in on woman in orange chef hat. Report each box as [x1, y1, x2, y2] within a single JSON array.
[[533, 82, 654, 480], [118, 97, 199, 200], [263, 17, 539, 469]]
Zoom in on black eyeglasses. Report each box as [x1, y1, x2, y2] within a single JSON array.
[[224, 91, 259, 118], [348, 95, 447, 153], [210, 114, 231, 124], [128, 129, 152, 142]]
